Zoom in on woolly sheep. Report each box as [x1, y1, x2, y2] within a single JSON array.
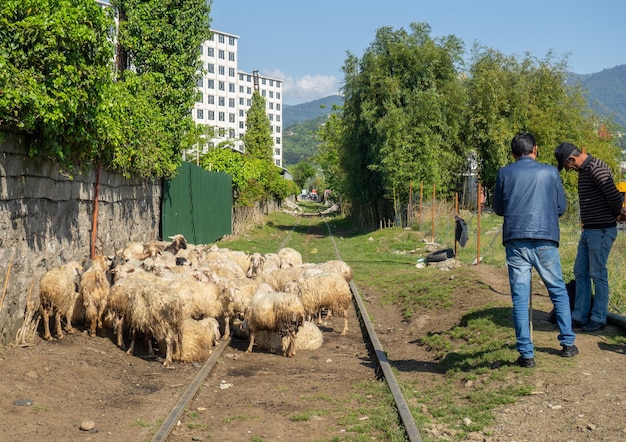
[[166, 317, 221, 363], [285, 271, 352, 335], [246, 252, 265, 278], [245, 286, 305, 357], [80, 255, 111, 338], [39, 261, 84, 340], [239, 320, 323, 354], [202, 249, 250, 275], [256, 266, 306, 291], [278, 247, 303, 268]]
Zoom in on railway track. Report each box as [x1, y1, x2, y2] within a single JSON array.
[[153, 214, 423, 442]]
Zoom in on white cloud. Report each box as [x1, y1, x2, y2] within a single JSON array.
[[264, 69, 340, 105]]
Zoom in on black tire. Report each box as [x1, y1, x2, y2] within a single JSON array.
[[426, 248, 455, 263]]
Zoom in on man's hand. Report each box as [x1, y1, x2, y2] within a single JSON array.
[[618, 208, 626, 222]]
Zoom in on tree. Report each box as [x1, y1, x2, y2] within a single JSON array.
[[110, 0, 213, 178], [339, 23, 467, 228], [243, 91, 274, 162], [290, 162, 316, 190], [0, 0, 114, 168]]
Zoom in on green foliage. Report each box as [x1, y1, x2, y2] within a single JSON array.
[[243, 91, 274, 161], [340, 23, 467, 227], [0, 0, 114, 168], [289, 161, 316, 189], [199, 147, 297, 207]]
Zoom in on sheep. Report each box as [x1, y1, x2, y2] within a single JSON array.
[[39, 261, 84, 340], [215, 276, 264, 333], [202, 248, 250, 276], [317, 260, 353, 282], [80, 254, 111, 337], [261, 252, 281, 273], [285, 271, 352, 335], [239, 320, 323, 354], [203, 256, 247, 280], [246, 252, 265, 278], [107, 271, 183, 367], [167, 317, 221, 363], [278, 247, 303, 268], [245, 285, 306, 358], [256, 266, 306, 291]]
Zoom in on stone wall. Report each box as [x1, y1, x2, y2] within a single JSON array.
[[0, 134, 162, 345]]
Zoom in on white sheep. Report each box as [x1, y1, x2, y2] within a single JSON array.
[[239, 320, 323, 354], [245, 285, 306, 357], [39, 261, 84, 340], [80, 254, 111, 338], [278, 247, 303, 268], [246, 252, 265, 278], [285, 271, 352, 335], [256, 266, 306, 291]]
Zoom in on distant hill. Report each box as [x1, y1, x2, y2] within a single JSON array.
[[283, 95, 343, 128], [282, 67, 626, 167], [567, 65, 626, 128]]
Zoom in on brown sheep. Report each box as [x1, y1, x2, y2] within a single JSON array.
[[39, 261, 84, 340], [80, 255, 111, 337]]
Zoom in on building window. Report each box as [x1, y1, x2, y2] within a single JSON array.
[[197, 109, 203, 119], [269, 91, 273, 98], [229, 98, 235, 107], [239, 73, 244, 81], [268, 114, 273, 121], [247, 87, 252, 95], [218, 112, 225, 122], [247, 99, 251, 106], [229, 129, 235, 138], [218, 34, 224, 43], [269, 103, 274, 110], [239, 85, 244, 93], [247, 75, 251, 82], [276, 115, 280, 122], [196, 78, 203, 87], [276, 92, 281, 99], [199, 45, 203, 55], [239, 98, 244, 106], [229, 83, 235, 93], [218, 50, 224, 59], [261, 90, 266, 97], [218, 96, 225, 106], [276, 126, 281, 133], [228, 67, 235, 77], [275, 159, 281, 166], [274, 148, 281, 156], [239, 109, 244, 117], [208, 79, 214, 89], [208, 47, 214, 57], [218, 127, 226, 136], [218, 81, 225, 91], [276, 82, 281, 89], [276, 137, 281, 144], [208, 111, 215, 120], [276, 103, 281, 111], [208, 95, 215, 104], [239, 121, 244, 129], [218, 66, 225, 75], [207, 63, 214, 73], [228, 52, 235, 62], [262, 78, 266, 85], [228, 36, 235, 45], [196, 93, 203, 103], [229, 113, 235, 123]]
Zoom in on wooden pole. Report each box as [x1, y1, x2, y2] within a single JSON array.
[[408, 180, 413, 226], [419, 182, 423, 230], [476, 182, 482, 265], [431, 183, 436, 241]]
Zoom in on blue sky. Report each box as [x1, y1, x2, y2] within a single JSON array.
[[210, 0, 626, 105]]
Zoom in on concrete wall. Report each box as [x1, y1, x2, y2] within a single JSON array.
[[0, 134, 162, 345]]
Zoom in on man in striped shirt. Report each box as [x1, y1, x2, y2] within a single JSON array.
[[555, 142, 624, 332]]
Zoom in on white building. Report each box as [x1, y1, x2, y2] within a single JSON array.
[[193, 30, 283, 167]]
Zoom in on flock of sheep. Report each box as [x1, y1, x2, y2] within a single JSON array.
[[37, 235, 354, 367]]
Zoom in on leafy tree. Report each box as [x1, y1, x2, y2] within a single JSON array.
[[340, 23, 467, 228], [243, 91, 274, 161], [315, 105, 347, 201], [290, 162, 316, 189], [110, 0, 212, 178], [0, 0, 114, 167]]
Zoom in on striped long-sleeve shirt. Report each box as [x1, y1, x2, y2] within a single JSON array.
[[578, 155, 624, 229]]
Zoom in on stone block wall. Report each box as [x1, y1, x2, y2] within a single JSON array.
[[0, 134, 162, 345]]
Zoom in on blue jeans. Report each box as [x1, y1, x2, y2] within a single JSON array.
[[572, 227, 617, 325], [505, 239, 575, 358]]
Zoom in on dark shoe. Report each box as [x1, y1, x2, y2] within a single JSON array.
[[516, 356, 536, 368], [571, 319, 587, 328], [582, 320, 605, 332], [560, 344, 579, 357]]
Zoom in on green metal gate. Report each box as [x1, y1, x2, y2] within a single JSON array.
[[162, 162, 232, 244]]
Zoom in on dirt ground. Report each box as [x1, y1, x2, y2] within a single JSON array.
[[1, 263, 626, 442]]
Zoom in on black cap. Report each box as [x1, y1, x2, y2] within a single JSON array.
[[555, 142, 578, 171]]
